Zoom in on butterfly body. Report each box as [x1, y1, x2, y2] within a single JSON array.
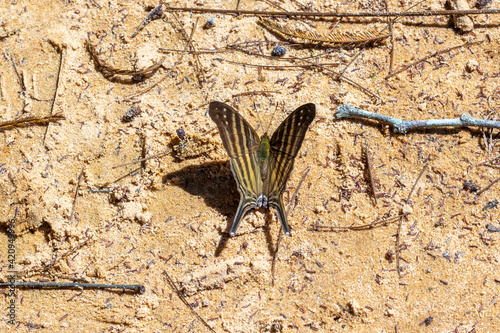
[[258, 134, 271, 180], [209, 101, 315, 236]]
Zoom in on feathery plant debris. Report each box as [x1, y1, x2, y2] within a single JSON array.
[[259, 17, 390, 44]]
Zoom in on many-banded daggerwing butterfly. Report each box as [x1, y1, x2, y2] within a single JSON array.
[[209, 101, 315, 236]]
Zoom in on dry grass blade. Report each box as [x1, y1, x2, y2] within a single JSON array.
[[272, 167, 310, 286], [396, 163, 428, 277], [163, 270, 217, 333], [260, 17, 390, 44], [364, 140, 378, 206], [313, 213, 409, 231], [0, 114, 65, 131]]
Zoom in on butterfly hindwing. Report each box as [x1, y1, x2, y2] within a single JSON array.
[[208, 102, 263, 235], [266, 103, 316, 235]]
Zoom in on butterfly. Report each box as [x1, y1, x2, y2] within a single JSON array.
[[209, 101, 316, 236]]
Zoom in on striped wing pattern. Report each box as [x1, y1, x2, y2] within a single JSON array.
[[208, 102, 262, 235], [209, 101, 315, 236], [266, 104, 316, 235]]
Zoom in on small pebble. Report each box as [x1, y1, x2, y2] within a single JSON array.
[[463, 180, 479, 192], [176, 128, 186, 140], [486, 223, 500, 232], [423, 316, 433, 326], [204, 17, 215, 29], [442, 250, 451, 262], [465, 59, 479, 73], [448, 0, 474, 33], [476, 0, 492, 8], [271, 321, 283, 333], [454, 251, 464, 261], [272, 45, 287, 57], [122, 106, 142, 122], [482, 200, 498, 211]]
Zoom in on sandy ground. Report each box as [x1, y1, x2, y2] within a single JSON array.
[[1, 0, 500, 332]]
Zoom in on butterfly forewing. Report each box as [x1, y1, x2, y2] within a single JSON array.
[[208, 101, 260, 157], [208, 102, 263, 235], [266, 103, 316, 235], [270, 103, 316, 158]]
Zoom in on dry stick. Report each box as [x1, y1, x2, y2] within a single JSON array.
[[69, 167, 85, 223], [170, 13, 205, 85], [386, 40, 483, 79], [364, 140, 377, 206], [0, 114, 65, 131], [271, 167, 311, 286], [0, 28, 21, 40], [112, 148, 171, 169], [475, 175, 500, 197], [6, 52, 26, 93], [262, 0, 315, 28], [314, 213, 409, 231], [39, 235, 93, 274], [0, 282, 145, 293], [336, 104, 500, 132], [126, 13, 197, 98], [232, 90, 279, 97], [131, 3, 164, 38], [219, 58, 339, 70], [216, 57, 377, 98], [43, 45, 66, 145], [389, 19, 394, 75], [479, 153, 500, 166], [165, 6, 500, 18], [297, 57, 381, 100], [396, 163, 428, 277], [386, 0, 427, 75], [163, 270, 216, 333]]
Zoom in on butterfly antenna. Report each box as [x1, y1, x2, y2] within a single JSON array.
[[253, 101, 264, 133], [265, 102, 279, 134]]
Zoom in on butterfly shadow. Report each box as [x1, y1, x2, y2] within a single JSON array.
[[163, 162, 281, 257], [162, 161, 239, 241]]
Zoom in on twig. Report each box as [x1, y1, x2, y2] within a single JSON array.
[[131, 4, 164, 38], [272, 167, 310, 286], [364, 140, 377, 205], [165, 6, 500, 18], [112, 148, 171, 169], [69, 167, 85, 223], [43, 235, 93, 273], [389, 19, 394, 75], [296, 58, 381, 100], [170, 14, 205, 85], [475, 176, 500, 198], [0, 28, 21, 40], [396, 163, 428, 277], [0, 114, 65, 131], [87, 41, 165, 83], [385, 40, 483, 79], [313, 213, 409, 231], [232, 90, 279, 97], [126, 12, 198, 99], [43, 45, 66, 145], [336, 105, 500, 133], [406, 164, 428, 203], [163, 270, 216, 333], [0, 282, 144, 293]]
